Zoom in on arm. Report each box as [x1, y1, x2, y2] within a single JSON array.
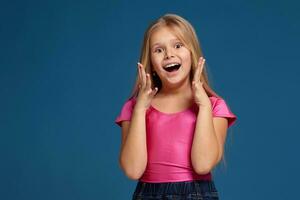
[[119, 62, 158, 180], [119, 106, 147, 180], [191, 105, 228, 174]]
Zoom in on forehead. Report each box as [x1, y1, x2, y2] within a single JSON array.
[[150, 27, 181, 46]]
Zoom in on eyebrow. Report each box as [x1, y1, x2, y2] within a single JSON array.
[[151, 39, 181, 49]]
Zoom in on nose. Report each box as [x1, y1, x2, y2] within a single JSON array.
[[164, 47, 175, 59]]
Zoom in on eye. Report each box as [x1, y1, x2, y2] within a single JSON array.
[[154, 48, 163, 53], [175, 43, 183, 48]]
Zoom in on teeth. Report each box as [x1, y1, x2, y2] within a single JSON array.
[[164, 63, 180, 68]]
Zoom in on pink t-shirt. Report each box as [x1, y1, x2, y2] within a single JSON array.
[[115, 96, 237, 183]]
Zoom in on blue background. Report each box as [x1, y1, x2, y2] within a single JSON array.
[[1, 0, 299, 199]]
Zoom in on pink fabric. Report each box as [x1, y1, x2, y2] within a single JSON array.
[[115, 96, 237, 183]]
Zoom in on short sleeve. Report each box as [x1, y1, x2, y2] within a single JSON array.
[[211, 97, 237, 128], [115, 98, 136, 127]]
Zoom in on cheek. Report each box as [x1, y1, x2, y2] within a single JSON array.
[[150, 54, 161, 68], [150, 54, 155, 64], [150, 55, 155, 69], [182, 53, 192, 65]]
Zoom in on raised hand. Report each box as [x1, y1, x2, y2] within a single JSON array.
[[135, 62, 158, 110], [192, 57, 211, 108]]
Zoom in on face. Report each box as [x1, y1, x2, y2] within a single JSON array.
[[149, 27, 192, 87]]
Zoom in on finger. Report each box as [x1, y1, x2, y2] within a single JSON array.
[[139, 63, 147, 87], [138, 62, 146, 87], [197, 57, 205, 82], [193, 57, 202, 82], [137, 63, 142, 87], [145, 73, 152, 90], [200, 58, 205, 75]]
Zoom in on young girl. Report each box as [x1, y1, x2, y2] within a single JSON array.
[[115, 13, 237, 200]]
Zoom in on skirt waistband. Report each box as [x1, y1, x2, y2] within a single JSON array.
[[134, 179, 217, 196]]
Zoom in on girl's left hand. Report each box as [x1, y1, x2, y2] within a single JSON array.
[[192, 57, 211, 108]]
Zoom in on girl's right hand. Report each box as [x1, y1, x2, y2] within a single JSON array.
[[135, 62, 158, 110]]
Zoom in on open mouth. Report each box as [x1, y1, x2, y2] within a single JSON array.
[[163, 63, 181, 72]]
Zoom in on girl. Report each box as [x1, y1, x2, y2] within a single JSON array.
[[115, 13, 237, 200]]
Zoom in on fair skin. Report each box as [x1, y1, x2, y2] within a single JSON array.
[[119, 26, 228, 180], [150, 27, 192, 97], [149, 27, 194, 110]]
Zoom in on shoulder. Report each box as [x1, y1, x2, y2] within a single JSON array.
[[209, 95, 231, 111], [115, 96, 137, 127], [209, 96, 223, 106], [209, 95, 237, 127], [122, 96, 137, 108]]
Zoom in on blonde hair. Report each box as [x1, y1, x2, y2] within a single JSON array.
[[128, 13, 222, 100], [128, 13, 228, 168]]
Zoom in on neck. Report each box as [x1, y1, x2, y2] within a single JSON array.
[[159, 78, 192, 98]]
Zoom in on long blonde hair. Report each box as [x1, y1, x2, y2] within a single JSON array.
[[127, 13, 228, 169], [128, 13, 222, 100]]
